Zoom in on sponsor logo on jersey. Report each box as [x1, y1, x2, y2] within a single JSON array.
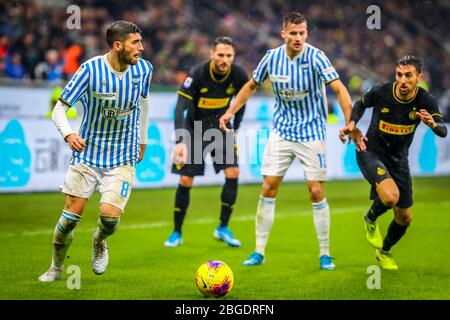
[[102, 106, 119, 119], [279, 89, 309, 101], [200, 87, 208, 93], [381, 107, 390, 113], [377, 167, 386, 176], [101, 105, 135, 120], [132, 76, 141, 87], [269, 74, 290, 83], [379, 120, 415, 135], [93, 92, 117, 100], [198, 97, 230, 109]]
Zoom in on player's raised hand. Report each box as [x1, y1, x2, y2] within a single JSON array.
[[416, 109, 436, 128], [349, 127, 368, 152], [219, 112, 233, 132], [65, 133, 86, 152], [339, 120, 356, 143]]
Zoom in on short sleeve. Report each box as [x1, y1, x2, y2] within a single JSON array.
[[361, 85, 379, 108], [141, 61, 153, 98], [177, 66, 199, 100], [252, 51, 270, 85], [313, 51, 339, 84], [424, 93, 443, 117], [59, 63, 90, 106]]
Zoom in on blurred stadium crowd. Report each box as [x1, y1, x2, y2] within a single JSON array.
[[0, 0, 449, 115]]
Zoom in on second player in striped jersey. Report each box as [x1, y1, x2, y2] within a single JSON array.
[[39, 21, 152, 282], [220, 12, 353, 269]]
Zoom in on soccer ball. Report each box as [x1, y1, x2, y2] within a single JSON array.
[[195, 260, 234, 297]]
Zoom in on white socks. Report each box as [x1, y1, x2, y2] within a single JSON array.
[[312, 198, 330, 257], [254, 195, 331, 258], [255, 195, 276, 256]]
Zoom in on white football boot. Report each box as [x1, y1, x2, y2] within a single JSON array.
[[38, 265, 63, 282], [92, 230, 109, 275]]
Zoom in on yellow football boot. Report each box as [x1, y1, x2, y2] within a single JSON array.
[[375, 249, 398, 270]]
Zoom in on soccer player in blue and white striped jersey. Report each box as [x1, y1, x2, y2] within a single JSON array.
[[39, 21, 153, 282], [220, 12, 353, 270]]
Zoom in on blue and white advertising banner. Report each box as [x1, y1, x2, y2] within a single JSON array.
[[1, 89, 449, 193]]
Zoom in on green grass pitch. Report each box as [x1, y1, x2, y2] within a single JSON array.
[[0, 177, 449, 300]]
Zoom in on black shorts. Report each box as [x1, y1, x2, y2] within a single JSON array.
[[356, 150, 413, 208], [171, 130, 238, 177]]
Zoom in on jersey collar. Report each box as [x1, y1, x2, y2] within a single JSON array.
[[209, 60, 231, 83], [392, 82, 418, 104], [283, 44, 306, 62], [103, 54, 130, 79]]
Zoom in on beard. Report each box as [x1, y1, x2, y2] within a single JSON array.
[[118, 48, 137, 65]]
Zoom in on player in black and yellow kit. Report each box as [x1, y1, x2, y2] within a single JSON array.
[[164, 37, 248, 248], [340, 56, 447, 270]]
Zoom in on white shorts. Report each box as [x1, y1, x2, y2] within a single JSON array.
[[261, 131, 328, 181], [60, 163, 136, 211]]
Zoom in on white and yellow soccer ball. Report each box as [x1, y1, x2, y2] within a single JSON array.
[[195, 260, 234, 297]]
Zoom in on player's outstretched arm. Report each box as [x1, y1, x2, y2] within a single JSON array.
[[329, 79, 352, 125], [219, 78, 258, 132], [339, 99, 368, 151]]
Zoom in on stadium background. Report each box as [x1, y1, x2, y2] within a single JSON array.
[[0, 0, 449, 302], [1, 0, 449, 192]]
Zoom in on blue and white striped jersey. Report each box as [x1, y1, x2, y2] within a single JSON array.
[[252, 43, 339, 142], [60, 54, 153, 168]]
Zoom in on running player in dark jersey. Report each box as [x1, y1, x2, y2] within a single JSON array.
[[164, 36, 248, 248], [340, 55, 447, 270]]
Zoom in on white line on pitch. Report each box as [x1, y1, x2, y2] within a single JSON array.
[[1, 200, 449, 238], [1, 206, 365, 238]]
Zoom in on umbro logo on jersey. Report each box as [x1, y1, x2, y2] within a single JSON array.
[[381, 107, 390, 113]]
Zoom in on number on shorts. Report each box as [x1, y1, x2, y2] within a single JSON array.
[[317, 153, 327, 169], [120, 181, 130, 198]]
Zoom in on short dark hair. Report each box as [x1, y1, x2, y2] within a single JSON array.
[[396, 55, 422, 73], [106, 21, 141, 48], [283, 12, 307, 27], [213, 36, 235, 49]]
